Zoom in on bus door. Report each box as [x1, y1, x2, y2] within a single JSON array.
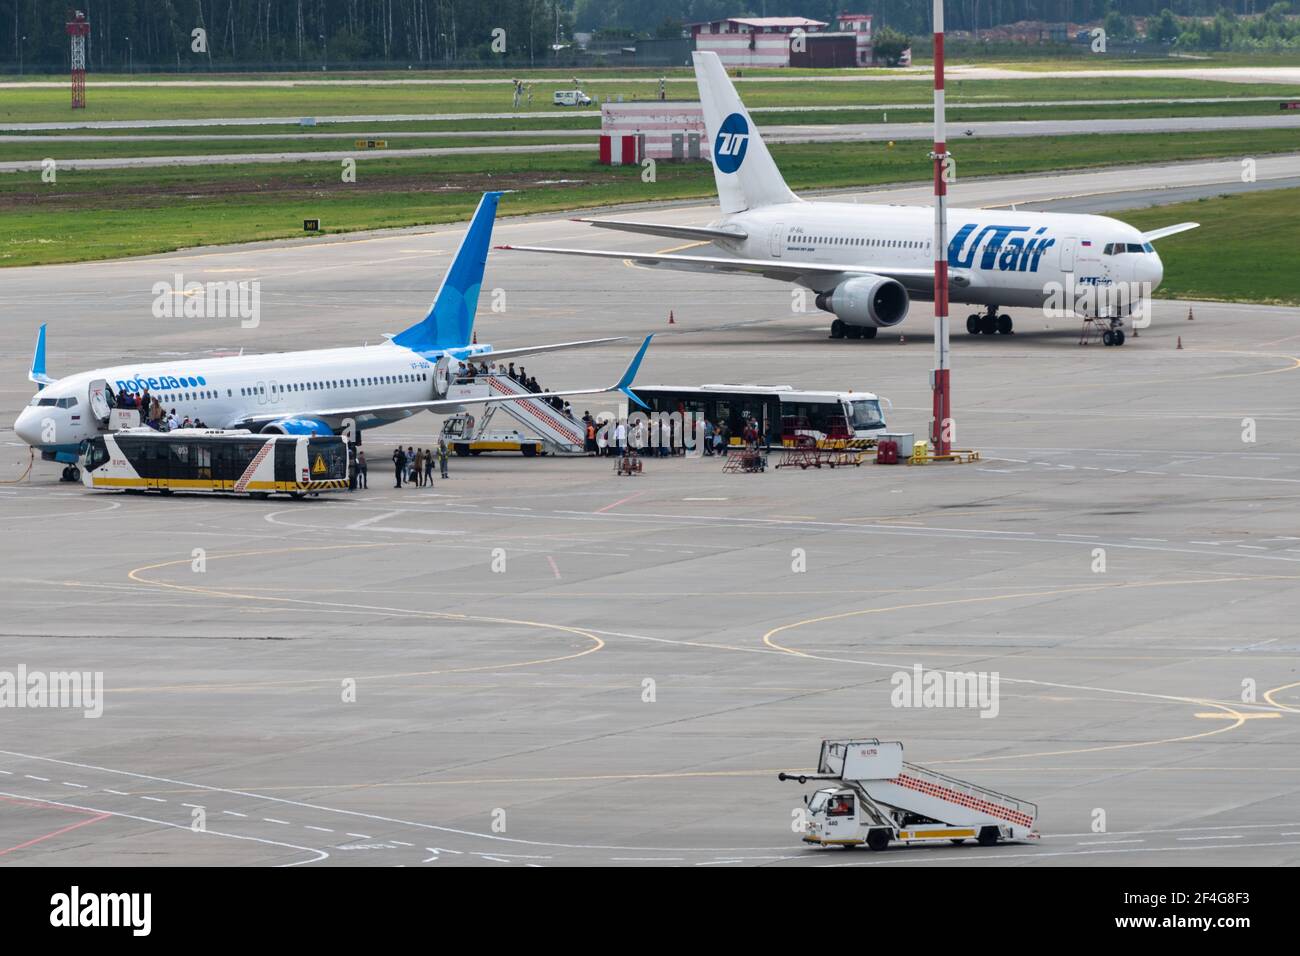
[[194, 441, 217, 491]]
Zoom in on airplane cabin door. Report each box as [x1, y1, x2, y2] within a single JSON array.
[[256, 380, 267, 405], [88, 379, 111, 424], [770, 224, 784, 258], [1060, 236, 1077, 272]]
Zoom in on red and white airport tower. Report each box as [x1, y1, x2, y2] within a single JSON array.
[[67, 11, 90, 110], [930, 0, 951, 455]]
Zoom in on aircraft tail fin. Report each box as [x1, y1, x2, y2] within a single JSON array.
[[693, 51, 798, 215], [392, 191, 502, 353], [28, 323, 53, 389]]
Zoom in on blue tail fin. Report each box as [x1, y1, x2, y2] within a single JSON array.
[[28, 323, 53, 389], [617, 334, 653, 409], [392, 191, 502, 354]]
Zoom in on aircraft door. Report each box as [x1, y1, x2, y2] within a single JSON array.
[[256, 380, 267, 405], [88, 379, 111, 424], [1059, 236, 1077, 272], [770, 223, 784, 258], [268, 379, 279, 404]]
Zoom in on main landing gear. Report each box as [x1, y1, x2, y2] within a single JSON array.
[[965, 306, 1013, 336], [829, 319, 878, 340]]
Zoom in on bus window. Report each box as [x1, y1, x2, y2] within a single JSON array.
[[848, 399, 885, 431], [307, 438, 348, 479], [169, 441, 191, 474], [84, 438, 109, 472]]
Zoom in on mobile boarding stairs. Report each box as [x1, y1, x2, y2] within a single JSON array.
[[444, 373, 585, 454], [779, 739, 1039, 851]]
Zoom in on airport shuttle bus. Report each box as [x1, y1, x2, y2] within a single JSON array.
[[625, 385, 888, 447], [80, 428, 350, 497]]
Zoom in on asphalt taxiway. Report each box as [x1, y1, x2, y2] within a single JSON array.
[[0, 165, 1297, 866]]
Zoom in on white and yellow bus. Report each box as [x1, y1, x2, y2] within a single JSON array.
[[80, 428, 350, 497]]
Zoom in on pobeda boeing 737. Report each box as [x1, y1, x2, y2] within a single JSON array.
[[501, 51, 1198, 345], [15, 191, 651, 473]]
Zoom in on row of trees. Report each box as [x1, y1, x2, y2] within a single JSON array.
[[3, 0, 572, 69], [4, 1, 1296, 68], [1105, 4, 1300, 50], [573, 1, 1296, 37]]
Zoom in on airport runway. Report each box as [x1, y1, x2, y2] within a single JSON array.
[[5, 114, 1299, 171], [1, 166, 1297, 867]]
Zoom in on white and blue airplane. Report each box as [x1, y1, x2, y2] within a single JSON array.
[[503, 51, 1198, 345], [16, 191, 650, 476]]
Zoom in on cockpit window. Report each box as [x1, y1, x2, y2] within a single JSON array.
[[1142, 242, 1154, 253]]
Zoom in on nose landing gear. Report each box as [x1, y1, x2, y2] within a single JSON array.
[[60, 465, 81, 482], [966, 306, 1013, 335]]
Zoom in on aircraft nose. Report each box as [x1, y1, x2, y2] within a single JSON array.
[[1139, 252, 1164, 290], [14, 408, 43, 446]]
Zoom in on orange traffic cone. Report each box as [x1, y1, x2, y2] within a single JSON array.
[[472, 331, 477, 344], [1177, 336, 1183, 350], [1187, 307, 1194, 321], [668, 310, 675, 325]]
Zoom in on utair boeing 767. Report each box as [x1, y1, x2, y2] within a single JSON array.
[[15, 191, 651, 476], [501, 51, 1198, 345]]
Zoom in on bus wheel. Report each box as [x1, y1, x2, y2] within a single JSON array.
[[949, 838, 966, 845], [977, 826, 999, 847], [455, 444, 470, 456], [251, 492, 270, 500], [866, 829, 891, 851], [289, 492, 306, 500]]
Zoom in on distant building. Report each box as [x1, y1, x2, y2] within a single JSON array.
[[600, 101, 707, 165], [836, 12, 874, 66], [689, 16, 828, 68]]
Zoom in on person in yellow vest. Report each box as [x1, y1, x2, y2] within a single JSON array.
[[438, 437, 449, 478]]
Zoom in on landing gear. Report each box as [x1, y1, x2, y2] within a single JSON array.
[[1102, 328, 1126, 347], [967, 306, 1013, 335], [832, 321, 878, 341], [60, 465, 80, 482]]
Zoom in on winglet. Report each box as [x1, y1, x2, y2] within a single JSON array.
[[615, 334, 652, 409], [392, 191, 503, 354], [1140, 222, 1199, 243], [28, 323, 53, 388]]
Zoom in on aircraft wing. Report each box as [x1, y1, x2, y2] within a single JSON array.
[[498, 244, 940, 289], [231, 335, 653, 430], [445, 336, 624, 364], [1140, 222, 1199, 243], [570, 218, 748, 243]]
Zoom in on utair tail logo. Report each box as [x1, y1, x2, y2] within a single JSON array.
[[713, 113, 750, 173], [948, 223, 1057, 273]]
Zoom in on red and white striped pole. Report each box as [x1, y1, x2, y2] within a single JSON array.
[[930, 0, 951, 456]]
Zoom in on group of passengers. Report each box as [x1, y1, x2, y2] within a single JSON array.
[[391, 441, 448, 488], [458, 362, 575, 418], [580, 412, 755, 458], [109, 386, 206, 432]]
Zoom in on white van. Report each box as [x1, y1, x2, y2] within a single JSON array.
[[552, 89, 592, 107]]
